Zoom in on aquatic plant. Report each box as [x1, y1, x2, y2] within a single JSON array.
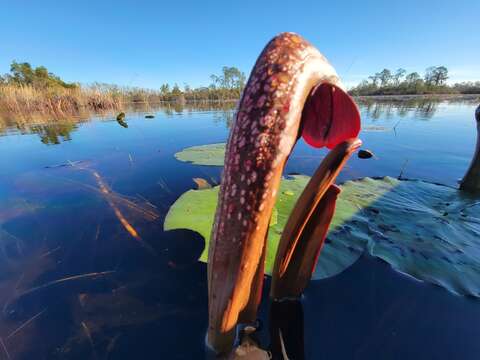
[[174, 143, 226, 166], [459, 105, 480, 193], [167, 175, 480, 296], [199, 32, 361, 353], [165, 175, 362, 278], [168, 32, 480, 356], [0, 84, 123, 119]]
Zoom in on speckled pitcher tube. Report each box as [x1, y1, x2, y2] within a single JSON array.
[[207, 32, 361, 353]]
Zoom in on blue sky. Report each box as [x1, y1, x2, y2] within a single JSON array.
[[1, 0, 479, 89]]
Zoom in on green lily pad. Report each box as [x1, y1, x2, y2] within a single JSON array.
[[174, 143, 226, 166], [333, 177, 480, 297], [164, 175, 369, 280], [165, 176, 480, 296]]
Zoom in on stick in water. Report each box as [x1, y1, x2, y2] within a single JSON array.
[[7, 308, 47, 340]]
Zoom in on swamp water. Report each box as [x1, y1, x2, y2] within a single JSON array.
[[0, 98, 479, 359]]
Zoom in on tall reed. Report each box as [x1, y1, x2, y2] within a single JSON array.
[[0, 84, 128, 118]]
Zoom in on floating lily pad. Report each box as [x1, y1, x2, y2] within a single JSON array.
[[165, 176, 480, 296], [174, 143, 226, 166], [164, 175, 366, 280], [334, 177, 480, 297]]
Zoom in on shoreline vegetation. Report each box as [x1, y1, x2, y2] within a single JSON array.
[[0, 62, 479, 121], [0, 62, 246, 119], [349, 66, 480, 96]]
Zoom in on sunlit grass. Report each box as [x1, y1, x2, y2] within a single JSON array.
[[0, 84, 124, 120]]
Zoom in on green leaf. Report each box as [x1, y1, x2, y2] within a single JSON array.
[[174, 143, 226, 166], [333, 177, 480, 297], [165, 176, 480, 297], [164, 175, 367, 280]]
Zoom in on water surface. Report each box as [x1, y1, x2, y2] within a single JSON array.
[[0, 99, 479, 359]]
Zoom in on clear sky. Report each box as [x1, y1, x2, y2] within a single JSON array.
[[1, 0, 479, 89]]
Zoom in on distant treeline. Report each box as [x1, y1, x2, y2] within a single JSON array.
[[350, 66, 480, 96], [2, 61, 479, 119], [159, 66, 246, 102], [0, 61, 79, 89], [0, 62, 246, 118]]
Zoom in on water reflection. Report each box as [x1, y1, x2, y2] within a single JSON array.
[[0, 101, 239, 144], [4, 98, 479, 145], [158, 101, 236, 117], [0, 97, 479, 358], [358, 98, 440, 120], [357, 96, 478, 120], [29, 123, 78, 145]]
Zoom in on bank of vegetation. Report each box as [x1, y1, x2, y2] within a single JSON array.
[[2, 61, 478, 120], [349, 66, 480, 96], [0, 62, 245, 118]]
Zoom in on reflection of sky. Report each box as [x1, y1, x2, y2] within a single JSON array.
[[0, 99, 479, 358], [0, 100, 478, 189]]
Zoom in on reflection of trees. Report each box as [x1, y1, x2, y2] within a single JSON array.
[[357, 98, 444, 120], [159, 100, 236, 113], [157, 101, 237, 128], [370, 103, 383, 120], [414, 101, 437, 119], [30, 123, 78, 145], [0, 101, 241, 140], [396, 103, 410, 117], [212, 109, 236, 129], [3, 98, 476, 141]]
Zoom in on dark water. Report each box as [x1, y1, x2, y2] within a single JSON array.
[[0, 98, 479, 359]]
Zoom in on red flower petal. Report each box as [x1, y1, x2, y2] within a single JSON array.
[[301, 83, 361, 149]]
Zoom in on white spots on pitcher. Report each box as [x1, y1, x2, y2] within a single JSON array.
[[255, 133, 269, 148], [230, 183, 237, 198], [271, 188, 277, 198], [257, 94, 267, 108], [265, 171, 273, 181], [259, 114, 270, 127], [238, 136, 246, 149], [211, 32, 323, 264]]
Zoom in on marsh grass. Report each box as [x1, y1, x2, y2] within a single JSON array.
[[0, 84, 125, 119], [0, 83, 173, 136]]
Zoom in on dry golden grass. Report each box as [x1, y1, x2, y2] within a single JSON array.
[[0, 84, 125, 119], [0, 84, 139, 135]]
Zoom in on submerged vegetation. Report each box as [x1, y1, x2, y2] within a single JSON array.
[[350, 66, 480, 96]]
